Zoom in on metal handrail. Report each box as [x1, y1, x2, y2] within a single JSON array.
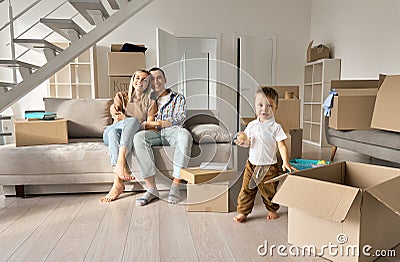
[[13, 0, 71, 40], [0, 0, 41, 32]]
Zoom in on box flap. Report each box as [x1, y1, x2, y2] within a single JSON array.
[[335, 88, 378, 96], [273, 175, 360, 222], [331, 79, 379, 89], [366, 175, 400, 216], [371, 75, 400, 132]]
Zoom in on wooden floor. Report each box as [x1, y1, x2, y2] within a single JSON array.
[[0, 145, 398, 261]]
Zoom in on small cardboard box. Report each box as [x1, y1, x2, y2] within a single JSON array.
[[371, 75, 400, 133], [109, 76, 131, 97], [180, 168, 238, 184], [181, 168, 241, 212], [15, 119, 68, 147], [186, 174, 242, 213], [273, 161, 400, 261], [307, 40, 330, 63], [329, 80, 379, 130], [271, 85, 300, 99]]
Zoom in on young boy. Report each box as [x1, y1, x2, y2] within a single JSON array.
[[233, 86, 295, 222]]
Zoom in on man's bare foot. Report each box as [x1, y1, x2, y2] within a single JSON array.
[[100, 183, 125, 202], [233, 213, 247, 222], [267, 211, 278, 220], [114, 164, 135, 181]]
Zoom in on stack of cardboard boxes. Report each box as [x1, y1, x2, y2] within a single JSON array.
[[108, 44, 146, 97], [273, 75, 400, 261], [241, 85, 303, 160]]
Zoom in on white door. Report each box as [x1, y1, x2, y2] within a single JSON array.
[[237, 35, 276, 121]]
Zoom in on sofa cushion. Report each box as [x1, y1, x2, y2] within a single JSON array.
[[188, 124, 231, 144], [44, 98, 113, 138]]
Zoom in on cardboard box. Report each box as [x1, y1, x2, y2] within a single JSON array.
[[186, 175, 242, 213], [371, 75, 400, 133], [15, 119, 68, 147], [286, 129, 303, 159], [181, 168, 241, 212], [270, 85, 300, 99], [307, 40, 330, 63], [329, 80, 379, 130], [273, 161, 400, 261], [109, 76, 131, 97], [107, 52, 145, 76], [275, 98, 301, 133], [180, 168, 238, 184]]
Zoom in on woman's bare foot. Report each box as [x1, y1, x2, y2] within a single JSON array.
[[100, 182, 125, 202], [267, 211, 278, 220], [114, 164, 135, 181], [233, 213, 247, 222]]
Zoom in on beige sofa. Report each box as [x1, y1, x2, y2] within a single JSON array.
[[0, 98, 235, 196]]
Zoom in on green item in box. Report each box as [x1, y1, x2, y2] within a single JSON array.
[[289, 158, 330, 170]]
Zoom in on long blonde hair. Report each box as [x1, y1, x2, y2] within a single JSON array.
[[127, 70, 152, 108]]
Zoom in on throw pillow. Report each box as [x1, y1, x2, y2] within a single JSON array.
[[56, 99, 113, 138], [188, 124, 231, 144]]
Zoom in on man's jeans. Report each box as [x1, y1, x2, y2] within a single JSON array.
[[103, 117, 140, 166], [133, 126, 193, 179]]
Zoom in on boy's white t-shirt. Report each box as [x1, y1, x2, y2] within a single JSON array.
[[244, 117, 287, 165]]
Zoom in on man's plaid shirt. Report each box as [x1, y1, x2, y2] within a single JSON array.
[[155, 90, 186, 127]]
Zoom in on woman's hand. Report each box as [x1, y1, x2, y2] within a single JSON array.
[[113, 112, 125, 122]]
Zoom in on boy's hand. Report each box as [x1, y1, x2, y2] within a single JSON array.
[[234, 137, 251, 147], [282, 162, 298, 173]]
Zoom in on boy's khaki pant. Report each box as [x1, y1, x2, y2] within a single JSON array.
[[237, 160, 280, 215]]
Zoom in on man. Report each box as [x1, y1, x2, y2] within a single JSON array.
[[134, 67, 193, 205]]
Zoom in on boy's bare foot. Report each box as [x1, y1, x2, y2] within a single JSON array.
[[100, 183, 125, 202], [114, 164, 135, 181], [267, 211, 278, 220], [233, 213, 247, 222]]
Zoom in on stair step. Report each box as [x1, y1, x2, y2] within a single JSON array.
[[0, 60, 40, 70], [14, 39, 64, 53], [107, 0, 120, 10], [69, 0, 110, 25], [40, 18, 86, 41], [0, 82, 17, 88]]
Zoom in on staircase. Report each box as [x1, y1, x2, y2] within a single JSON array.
[[0, 0, 153, 112]]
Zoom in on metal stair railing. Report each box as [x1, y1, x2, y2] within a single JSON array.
[[0, 0, 154, 112]]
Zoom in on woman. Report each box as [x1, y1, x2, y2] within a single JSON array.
[[100, 70, 157, 202]]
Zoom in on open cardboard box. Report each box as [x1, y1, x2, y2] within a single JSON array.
[[371, 75, 400, 133], [272, 161, 400, 261], [329, 80, 379, 130]]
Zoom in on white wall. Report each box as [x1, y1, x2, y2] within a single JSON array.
[[310, 0, 400, 79], [97, 0, 311, 131], [1, 0, 311, 129]]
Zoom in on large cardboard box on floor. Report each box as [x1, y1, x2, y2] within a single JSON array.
[[109, 76, 131, 97], [15, 119, 68, 147], [329, 80, 379, 130], [371, 75, 400, 133], [181, 168, 242, 212], [107, 44, 146, 76], [273, 161, 400, 262]]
